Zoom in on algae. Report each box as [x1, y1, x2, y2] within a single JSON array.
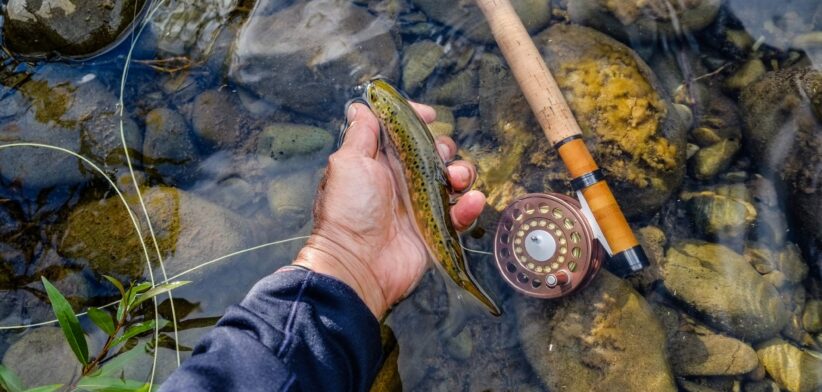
[[16, 79, 76, 127], [552, 46, 678, 189], [59, 187, 182, 279]]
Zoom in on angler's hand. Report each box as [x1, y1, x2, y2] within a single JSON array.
[[293, 102, 485, 319]]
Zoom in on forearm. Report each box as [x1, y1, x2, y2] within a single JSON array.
[[160, 266, 383, 391]]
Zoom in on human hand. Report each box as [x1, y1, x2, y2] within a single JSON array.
[[293, 102, 485, 319]]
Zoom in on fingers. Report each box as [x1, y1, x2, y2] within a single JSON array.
[[340, 103, 380, 158], [451, 190, 486, 231], [435, 136, 457, 162], [410, 101, 436, 123], [446, 161, 477, 192]]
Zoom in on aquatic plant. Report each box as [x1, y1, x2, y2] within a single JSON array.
[[0, 276, 188, 392]]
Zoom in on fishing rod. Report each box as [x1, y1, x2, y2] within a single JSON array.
[[475, 0, 649, 298]]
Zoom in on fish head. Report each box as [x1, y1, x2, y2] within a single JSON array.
[[363, 78, 405, 109]]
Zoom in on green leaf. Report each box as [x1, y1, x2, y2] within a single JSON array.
[[87, 308, 116, 336], [130, 281, 190, 309], [0, 364, 24, 392], [75, 377, 147, 391], [131, 282, 152, 295], [96, 348, 142, 378], [41, 277, 88, 365], [22, 385, 62, 392], [102, 275, 125, 298], [112, 320, 156, 347]]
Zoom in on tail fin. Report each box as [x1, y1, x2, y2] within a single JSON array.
[[446, 238, 502, 316]]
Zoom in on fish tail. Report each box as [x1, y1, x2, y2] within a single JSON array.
[[448, 241, 502, 316]]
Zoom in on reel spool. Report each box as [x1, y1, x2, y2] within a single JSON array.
[[494, 193, 605, 299]]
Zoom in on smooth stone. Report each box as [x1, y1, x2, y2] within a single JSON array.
[[691, 138, 740, 180], [534, 25, 688, 217], [0, 67, 142, 189], [191, 89, 249, 147], [757, 338, 822, 392], [745, 243, 808, 285], [3, 0, 147, 58], [740, 68, 822, 245], [267, 170, 320, 232], [422, 67, 478, 107], [229, 0, 399, 120], [681, 184, 757, 239], [143, 108, 200, 184], [1, 327, 82, 388], [567, 0, 720, 41], [669, 331, 759, 376], [661, 241, 789, 341], [402, 40, 444, 93], [410, 0, 551, 43], [428, 106, 455, 137], [59, 186, 259, 281], [515, 271, 677, 391], [802, 300, 822, 334], [255, 123, 334, 162]]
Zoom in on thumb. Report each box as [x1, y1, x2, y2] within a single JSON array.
[[340, 103, 380, 158]]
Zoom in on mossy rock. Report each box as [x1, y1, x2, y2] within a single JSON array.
[[255, 123, 335, 162], [531, 25, 688, 217]]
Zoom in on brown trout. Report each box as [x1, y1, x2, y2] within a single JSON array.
[[363, 79, 501, 316]]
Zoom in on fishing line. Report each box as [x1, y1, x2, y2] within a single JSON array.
[[117, 0, 179, 376]]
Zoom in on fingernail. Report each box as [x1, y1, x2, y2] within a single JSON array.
[[451, 165, 470, 183], [347, 104, 358, 120], [437, 143, 450, 159]]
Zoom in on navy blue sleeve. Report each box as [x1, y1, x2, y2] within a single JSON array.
[[160, 266, 383, 392]]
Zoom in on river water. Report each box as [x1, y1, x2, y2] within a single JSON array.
[[0, 0, 820, 391]]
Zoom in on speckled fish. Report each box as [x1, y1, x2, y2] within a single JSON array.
[[363, 79, 501, 316]]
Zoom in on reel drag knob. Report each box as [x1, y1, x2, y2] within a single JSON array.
[[493, 193, 604, 299]]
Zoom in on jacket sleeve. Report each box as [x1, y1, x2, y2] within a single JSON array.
[[159, 266, 383, 392]]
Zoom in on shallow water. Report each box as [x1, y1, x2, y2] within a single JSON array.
[[0, 0, 821, 390]]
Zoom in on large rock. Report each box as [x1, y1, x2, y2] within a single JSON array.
[[148, 0, 238, 62], [267, 170, 321, 232], [567, 0, 721, 41], [660, 241, 789, 341], [3, 0, 147, 58], [143, 107, 200, 184], [1, 327, 82, 388], [0, 67, 143, 189], [514, 271, 677, 391], [59, 186, 259, 281], [410, 0, 551, 43], [528, 25, 688, 217], [669, 331, 759, 376], [229, 0, 399, 120], [740, 68, 822, 246], [757, 338, 822, 392]]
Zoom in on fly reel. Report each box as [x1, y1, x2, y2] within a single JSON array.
[[494, 193, 606, 299]]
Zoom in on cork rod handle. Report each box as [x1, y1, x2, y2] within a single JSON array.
[[475, 0, 649, 275], [474, 0, 581, 145]]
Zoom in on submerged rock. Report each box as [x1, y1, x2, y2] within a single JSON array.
[[740, 67, 822, 246], [229, 0, 399, 120], [1, 327, 82, 388], [410, 0, 551, 43], [3, 0, 147, 58], [267, 170, 321, 232], [660, 241, 789, 341], [59, 186, 258, 281], [532, 25, 688, 217], [255, 124, 335, 163], [515, 271, 677, 391], [143, 107, 200, 184], [757, 338, 822, 392], [149, 0, 238, 62], [567, 0, 721, 41], [402, 40, 444, 93], [669, 331, 759, 376], [191, 89, 249, 148], [681, 183, 757, 239], [690, 138, 740, 180], [0, 67, 142, 189]]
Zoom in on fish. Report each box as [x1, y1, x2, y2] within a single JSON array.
[[363, 79, 501, 316]]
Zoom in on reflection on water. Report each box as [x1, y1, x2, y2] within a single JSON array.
[[0, 0, 821, 390]]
